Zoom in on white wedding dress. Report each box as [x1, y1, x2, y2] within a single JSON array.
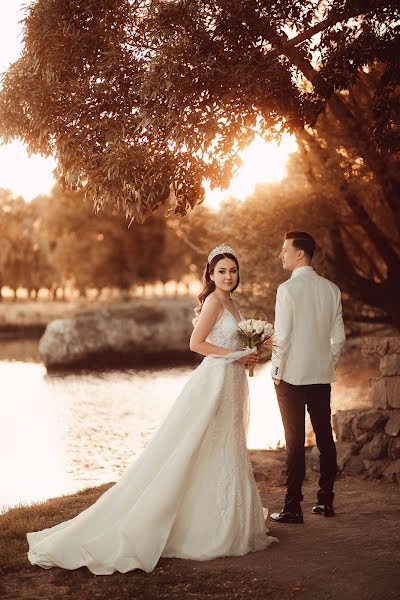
[[27, 308, 278, 575]]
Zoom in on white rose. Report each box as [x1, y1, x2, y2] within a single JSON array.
[[255, 321, 264, 335], [263, 323, 273, 336]]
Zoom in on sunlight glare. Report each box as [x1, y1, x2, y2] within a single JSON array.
[[0, 2, 56, 201], [0, 140, 56, 200], [204, 133, 297, 209]]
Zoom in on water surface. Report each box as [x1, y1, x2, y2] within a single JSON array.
[[0, 339, 373, 512]]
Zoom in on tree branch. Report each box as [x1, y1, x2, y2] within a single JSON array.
[[328, 94, 400, 234], [278, 0, 390, 51], [299, 127, 400, 279], [341, 224, 386, 282], [267, 0, 393, 96], [329, 225, 385, 306], [339, 186, 400, 278]]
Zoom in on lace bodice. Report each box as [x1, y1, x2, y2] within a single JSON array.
[[206, 308, 243, 351]]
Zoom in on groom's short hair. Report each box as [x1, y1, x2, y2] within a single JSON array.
[[285, 231, 316, 260]]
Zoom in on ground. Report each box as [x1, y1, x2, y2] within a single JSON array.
[[1, 469, 399, 600]]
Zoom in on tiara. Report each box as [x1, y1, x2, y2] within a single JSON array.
[[208, 244, 238, 263]]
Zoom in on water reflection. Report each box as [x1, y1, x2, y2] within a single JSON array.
[[0, 338, 42, 363], [0, 353, 373, 513]]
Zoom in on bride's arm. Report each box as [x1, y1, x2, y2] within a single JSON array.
[[189, 295, 233, 357]]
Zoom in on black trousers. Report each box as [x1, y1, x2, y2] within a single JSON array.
[[275, 380, 337, 512]]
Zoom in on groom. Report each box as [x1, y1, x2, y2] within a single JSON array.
[[270, 231, 346, 524]]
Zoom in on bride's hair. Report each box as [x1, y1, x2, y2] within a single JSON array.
[[194, 253, 240, 318]]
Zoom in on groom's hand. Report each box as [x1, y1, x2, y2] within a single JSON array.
[[273, 378, 281, 386]]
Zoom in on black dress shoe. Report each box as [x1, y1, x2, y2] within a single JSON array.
[[270, 509, 304, 524], [312, 504, 335, 517]]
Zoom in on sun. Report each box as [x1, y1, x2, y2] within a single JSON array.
[[204, 133, 297, 209]]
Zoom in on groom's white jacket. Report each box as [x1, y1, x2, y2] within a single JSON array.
[[271, 266, 346, 385]]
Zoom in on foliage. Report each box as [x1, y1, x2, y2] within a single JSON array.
[[0, 0, 398, 219], [173, 67, 400, 327], [0, 190, 56, 296], [0, 186, 199, 296], [294, 67, 400, 327]]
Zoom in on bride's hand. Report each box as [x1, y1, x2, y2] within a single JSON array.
[[237, 352, 259, 365]]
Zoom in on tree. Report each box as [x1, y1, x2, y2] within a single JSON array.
[[175, 64, 400, 328], [35, 188, 145, 295], [293, 67, 400, 327], [0, 0, 398, 220], [0, 190, 57, 298], [33, 186, 195, 294]]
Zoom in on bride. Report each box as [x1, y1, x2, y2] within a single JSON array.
[[27, 244, 278, 575]]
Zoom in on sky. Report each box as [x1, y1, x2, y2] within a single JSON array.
[[0, 1, 297, 206], [0, 2, 57, 200]]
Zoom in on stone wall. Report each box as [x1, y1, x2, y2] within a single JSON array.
[[332, 337, 400, 483]]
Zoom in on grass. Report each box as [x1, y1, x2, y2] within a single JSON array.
[[0, 483, 112, 570], [1, 474, 399, 600], [0, 481, 289, 600]]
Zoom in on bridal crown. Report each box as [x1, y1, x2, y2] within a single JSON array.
[[208, 244, 238, 264]]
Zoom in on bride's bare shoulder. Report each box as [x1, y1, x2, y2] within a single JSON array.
[[200, 293, 224, 318], [203, 292, 221, 308]]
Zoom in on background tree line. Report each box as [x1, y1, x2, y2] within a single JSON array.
[[0, 186, 197, 301]]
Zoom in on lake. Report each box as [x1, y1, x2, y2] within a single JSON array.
[[0, 338, 373, 513]]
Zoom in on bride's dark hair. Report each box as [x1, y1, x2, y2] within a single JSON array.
[[194, 253, 240, 317]]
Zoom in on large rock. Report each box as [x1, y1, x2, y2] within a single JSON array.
[[362, 337, 400, 357], [369, 378, 389, 409], [369, 376, 400, 409], [382, 459, 400, 484], [388, 438, 400, 460], [385, 410, 400, 437], [39, 300, 196, 369], [352, 410, 389, 438], [343, 455, 365, 475], [360, 433, 389, 460], [249, 449, 286, 484], [336, 441, 358, 471], [380, 354, 400, 376], [332, 410, 362, 442], [386, 377, 400, 409], [353, 431, 374, 450], [363, 459, 391, 479], [307, 445, 320, 472]]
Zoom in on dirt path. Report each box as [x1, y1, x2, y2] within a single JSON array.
[[1, 472, 399, 600]]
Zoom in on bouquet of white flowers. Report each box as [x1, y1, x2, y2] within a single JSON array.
[[237, 318, 274, 377]]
